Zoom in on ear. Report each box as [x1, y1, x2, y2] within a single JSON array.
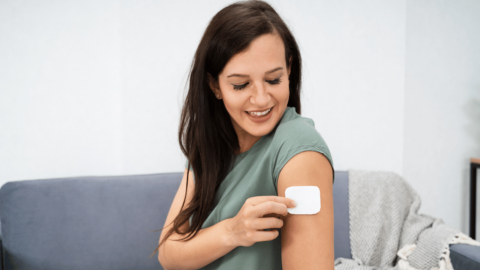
[[207, 73, 222, 99], [287, 56, 293, 77]]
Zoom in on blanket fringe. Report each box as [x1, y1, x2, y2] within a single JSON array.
[[397, 232, 480, 270]]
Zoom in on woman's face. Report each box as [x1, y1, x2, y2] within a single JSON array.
[[210, 33, 291, 139]]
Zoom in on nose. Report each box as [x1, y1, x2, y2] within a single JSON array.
[[250, 81, 271, 108]]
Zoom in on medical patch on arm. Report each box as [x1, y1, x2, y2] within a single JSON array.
[[285, 186, 321, 215]]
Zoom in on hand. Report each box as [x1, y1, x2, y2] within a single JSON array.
[[225, 196, 296, 247]]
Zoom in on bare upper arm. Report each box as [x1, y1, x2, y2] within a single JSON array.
[[159, 168, 196, 246], [277, 151, 334, 270]]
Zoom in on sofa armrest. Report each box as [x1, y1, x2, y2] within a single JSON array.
[[449, 243, 480, 270]]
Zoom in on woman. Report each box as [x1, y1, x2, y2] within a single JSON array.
[[154, 0, 335, 269]]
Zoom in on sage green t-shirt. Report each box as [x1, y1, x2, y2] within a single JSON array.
[[184, 106, 334, 270]]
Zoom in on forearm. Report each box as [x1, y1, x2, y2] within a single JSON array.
[[159, 218, 237, 270]]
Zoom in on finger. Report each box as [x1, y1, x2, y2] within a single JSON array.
[[249, 217, 284, 230], [247, 196, 296, 209], [262, 213, 283, 218], [251, 229, 279, 242], [262, 213, 288, 222], [255, 200, 289, 218], [268, 213, 289, 221]]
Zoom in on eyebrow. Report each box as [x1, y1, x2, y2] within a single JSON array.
[[226, 67, 283, 78]]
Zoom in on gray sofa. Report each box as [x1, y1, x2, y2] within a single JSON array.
[[0, 171, 478, 270]]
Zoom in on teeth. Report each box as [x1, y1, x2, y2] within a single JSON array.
[[248, 107, 272, 117]]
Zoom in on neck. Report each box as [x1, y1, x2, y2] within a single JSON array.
[[235, 133, 262, 155]]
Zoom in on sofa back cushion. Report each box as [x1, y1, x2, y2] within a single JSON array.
[[333, 171, 351, 259], [0, 171, 351, 270], [0, 173, 181, 270]]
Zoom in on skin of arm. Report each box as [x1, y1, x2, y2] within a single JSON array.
[[158, 168, 237, 270], [277, 151, 335, 270]]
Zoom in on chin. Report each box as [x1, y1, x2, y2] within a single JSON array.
[[242, 110, 280, 137], [246, 122, 276, 137]]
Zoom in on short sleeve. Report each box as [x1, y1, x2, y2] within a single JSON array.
[[272, 117, 334, 189], [184, 159, 195, 183]]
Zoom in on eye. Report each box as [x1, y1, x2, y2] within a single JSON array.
[[232, 82, 249, 90], [231, 75, 282, 90], [266, 76, 282, 85]]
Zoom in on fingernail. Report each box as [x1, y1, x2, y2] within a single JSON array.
[[292, 200, 297, 207]]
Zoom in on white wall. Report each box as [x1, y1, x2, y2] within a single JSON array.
[[0, 1, 124, 180], [0, 0, 478, 235], [404, 0, 480, 235]]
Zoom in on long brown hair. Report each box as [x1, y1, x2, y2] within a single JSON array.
[[151, 0, 302, 258]]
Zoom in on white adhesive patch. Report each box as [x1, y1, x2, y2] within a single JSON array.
[[285, 186, 321, 215]]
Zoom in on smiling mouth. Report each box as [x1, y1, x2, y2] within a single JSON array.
[[245, 106, 274, 117]]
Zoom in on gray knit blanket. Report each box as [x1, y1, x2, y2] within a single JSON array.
[[334, 170, 480, 270]]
